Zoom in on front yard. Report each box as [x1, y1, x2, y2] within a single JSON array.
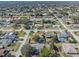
[[9, 42, 21, 52], [16, 31, 25, 37]]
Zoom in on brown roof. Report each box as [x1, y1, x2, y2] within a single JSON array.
[[0, 48, 5, 56]]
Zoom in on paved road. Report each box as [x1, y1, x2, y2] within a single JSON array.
[[15, 30, 30, 57], [1, 28, 79, 32]]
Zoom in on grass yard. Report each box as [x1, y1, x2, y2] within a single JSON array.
[[69, 37, 77, 43], [46, 38, 53, 43], [29, 31, 34, 36], [16, 31, 25, 37], [74, 31, 79, 36], [9, 42, 20, 52]]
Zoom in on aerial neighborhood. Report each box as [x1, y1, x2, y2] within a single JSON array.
[[0, 1, 79, 57]]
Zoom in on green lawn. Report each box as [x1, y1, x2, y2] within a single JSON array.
[[19, 38, 24, 41], [69, 37, 77, 43], [75, 32, 79, 36], [9, 42, 20, 52], [39, 46, 54, 57], [46, 38, 53, 43], [16, 31, 25, 37], [29, 31, 34, 36]]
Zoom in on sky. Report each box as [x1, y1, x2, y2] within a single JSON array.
[[0, 0, 79, 1]]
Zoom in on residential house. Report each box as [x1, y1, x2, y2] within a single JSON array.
[[0, 32, 16, 48], [57, 32, 69, 42]]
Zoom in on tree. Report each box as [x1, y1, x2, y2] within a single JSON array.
[[21, 44, 35, 57], [71, 16, 79, 24], [59, 10, 68, 16], [0, 31, 3, 36], [12, 24, 21, 29], [24, 25, 30, 29]]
